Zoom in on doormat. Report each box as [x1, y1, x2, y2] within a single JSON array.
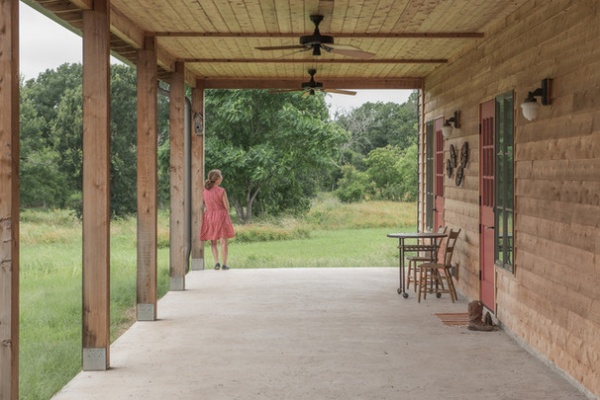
[[435, 313, 469, 326]]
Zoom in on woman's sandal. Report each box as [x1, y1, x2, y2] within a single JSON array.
[[222, 265, 230, 270], [214, 263, 221, 270]]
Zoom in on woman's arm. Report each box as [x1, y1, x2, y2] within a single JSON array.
[[222, 190, 230, 212]]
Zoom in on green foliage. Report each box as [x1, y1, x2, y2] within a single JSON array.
[[305, 193, 416, 229], [335, 144, 418, 202], [334, 91, 418, 156], [52, 85, 84, 196], [204, 89, 347, 222], [364, 144, 416, 202], [23, 63, 83, 140], [108, 65, 139, 217], [19, 63, 419, 220], [19, 63, 172, 217], [20, 77, 68, 208], [334, 164, 371, 203], [234, 219, 311, 243], [332, 91, 419, 203], [396, 143, 419, 201]]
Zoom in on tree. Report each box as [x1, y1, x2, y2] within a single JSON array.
[[23, 63, 83, 140], [334, 165, 371, 203], [365, 144, 417, 202], [19, 83, 66, 207], [21, 62, 162, 217], [204, 89, 347, 223], [335, 144, 418, 203], [335, 90, 419, 156], [332, 91, 420, 202]]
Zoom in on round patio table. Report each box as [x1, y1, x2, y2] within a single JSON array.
[[387, 232, 447, 299]]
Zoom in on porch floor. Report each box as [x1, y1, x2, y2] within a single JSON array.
[[52, 268, 586, 399]]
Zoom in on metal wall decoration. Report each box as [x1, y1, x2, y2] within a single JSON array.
[[455, 166, 464, 186], [449, 144, 458, 168], [447, 141, 469, 186], [460, 141, 469, 168]]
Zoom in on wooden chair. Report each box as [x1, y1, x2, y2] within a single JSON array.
[[417, 228, 461, 303], [406, 226, 447, 292]]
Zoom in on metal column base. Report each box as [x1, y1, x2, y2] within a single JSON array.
[[137, 303, 156, 321], [83, 347, 108, 371], [170, 276, 185, 291], [190, 258, 204, 271]]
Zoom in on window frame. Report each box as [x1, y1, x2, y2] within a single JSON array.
[[494, 92, 515, 272]]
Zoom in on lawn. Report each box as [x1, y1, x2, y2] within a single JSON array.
[[18, 197, 416, 399]]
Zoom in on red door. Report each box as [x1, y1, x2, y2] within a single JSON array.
[[434, 118, 445, 231], [480, 100, 495, 311]]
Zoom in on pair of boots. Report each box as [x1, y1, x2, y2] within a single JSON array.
[[467, 300, 495, 331]]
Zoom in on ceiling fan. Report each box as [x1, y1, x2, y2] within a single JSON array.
[[256, 15, 375, 59], [271, 69, 357, 97]]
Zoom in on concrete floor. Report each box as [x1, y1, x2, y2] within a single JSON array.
[[52, 268, 589, 400]]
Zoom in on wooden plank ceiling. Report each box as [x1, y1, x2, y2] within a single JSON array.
[[24, 0, 527, 90]]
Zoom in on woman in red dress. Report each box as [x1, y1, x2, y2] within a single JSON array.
[[200, 169, 235, 270]]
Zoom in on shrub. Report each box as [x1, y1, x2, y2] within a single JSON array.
[[334, 165, 370, 203]]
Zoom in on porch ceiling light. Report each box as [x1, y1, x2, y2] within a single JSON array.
[[520, 78, 552, 121], [441, 111, 460, 139]]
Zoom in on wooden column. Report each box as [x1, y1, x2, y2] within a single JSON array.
[[190, 81, 205, 270], [0, 0, 20, 397], [136, 36, 158, 320], [82, 0, 111, 371], [169, 61, 186, 290]]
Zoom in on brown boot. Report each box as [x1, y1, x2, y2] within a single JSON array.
[[484, 311, 495, 327], [467, 300, 494, 331]]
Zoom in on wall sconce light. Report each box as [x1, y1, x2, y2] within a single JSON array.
[[441, 111, 460, 139], [520, 78, 552, 121]]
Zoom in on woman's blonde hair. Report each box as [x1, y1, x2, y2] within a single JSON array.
[[204, 169, 222, 189]]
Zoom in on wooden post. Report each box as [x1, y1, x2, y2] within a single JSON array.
[[0, 0, 20, 397], [82, 0, 111, 371], [136, 36, 158, 321], [169, 61, 186, 290], [190, 81, 205, 270]]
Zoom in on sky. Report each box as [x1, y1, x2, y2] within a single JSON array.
[[19, 3, 411, 116]]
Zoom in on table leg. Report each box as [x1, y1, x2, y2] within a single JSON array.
[[397, 238, 408, 298]]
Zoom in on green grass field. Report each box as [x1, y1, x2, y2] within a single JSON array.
[[19, 197, 415, 399]]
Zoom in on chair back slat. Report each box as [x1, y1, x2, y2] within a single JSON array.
[[442, 229, 461, 267], [433, 226, 448, 260]]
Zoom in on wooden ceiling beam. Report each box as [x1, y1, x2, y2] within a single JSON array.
[[199, 78, 423, 90], [67, 0, 92, 10], [154, 31, 483, 39], [183, 58, 447, 64], [110, 7, 145, 49]]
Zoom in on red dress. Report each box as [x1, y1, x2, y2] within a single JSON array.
[[200, 186, 235, 240]]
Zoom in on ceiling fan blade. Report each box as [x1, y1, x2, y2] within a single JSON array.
[[278, 47, 312, 58], [255, 45, 306, 51], [321, 43, 375, 59], [324, 88, 357, 96], [269, 88, 303, 94]]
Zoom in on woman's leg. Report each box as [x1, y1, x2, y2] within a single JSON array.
[[221, 239, 229, 266], [211, 240, 220, 264]]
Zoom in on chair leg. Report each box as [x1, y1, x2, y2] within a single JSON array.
[[445, 269, 458, 302], [422, 268, 432, 300], [406, 260, 412, 291], [407, 259, 419, 292], [417, 266, 424, 303], [440, 270, 455, 303]]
